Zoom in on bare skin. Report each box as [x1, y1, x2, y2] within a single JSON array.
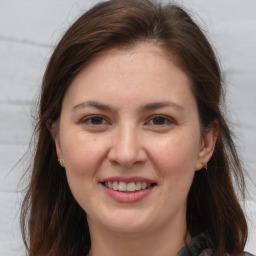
[[53, 43, 218, 256]]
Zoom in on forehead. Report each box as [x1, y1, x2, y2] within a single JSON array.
[[62, 42, 195, 110], [85, 43, 181, 75]]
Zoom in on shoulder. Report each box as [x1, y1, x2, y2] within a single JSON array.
[[178, 232, 255, 256], [239, 252, 255, 256], [177, 233, 212, 256], [196, 250, 255, 256]]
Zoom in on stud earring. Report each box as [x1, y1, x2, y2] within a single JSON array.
[[203, 162, 208, 170], [58, 159, 64, 166]]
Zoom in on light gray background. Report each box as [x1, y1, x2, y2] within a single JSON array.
[[0, 0, 255, 255]]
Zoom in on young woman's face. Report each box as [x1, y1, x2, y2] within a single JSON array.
[[54, 43, 214, 236]]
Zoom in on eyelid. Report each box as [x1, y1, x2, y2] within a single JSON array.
[[78, 114, 175, 128], [145, 115, 175, 126], [80, 115, 111, 126]]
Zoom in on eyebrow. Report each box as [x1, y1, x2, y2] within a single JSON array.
[[72, 101, 113, 112], [141, 101, 185, 112], [72, 100, 184, 112]]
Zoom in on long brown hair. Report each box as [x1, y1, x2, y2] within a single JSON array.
[[21, 0, 248, 255]]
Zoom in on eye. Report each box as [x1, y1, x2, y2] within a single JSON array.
[[146, 115, 174, 126], [81, 115, 109, 126]]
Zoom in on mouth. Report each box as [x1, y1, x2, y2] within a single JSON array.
[[102, 181, 156, 192], [100, 178, 157, 202]]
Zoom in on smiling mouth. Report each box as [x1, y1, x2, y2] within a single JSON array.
[[102, 181, 156, 192]]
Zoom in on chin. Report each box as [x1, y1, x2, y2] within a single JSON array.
[[90, 207, 160, 235], [105, 220, 153, 235]]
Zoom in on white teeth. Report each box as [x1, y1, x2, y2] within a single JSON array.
[[113, 181, 118, 191], [135, 182, 142, 191], [127, 182, 136, 192], [104, 181, 153, 192], [107, 181, 113, 189], [119, 181, 127, 191], [142, 182, 147, 190]]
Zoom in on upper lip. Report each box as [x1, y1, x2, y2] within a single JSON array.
[[99, 176, 157, 184]]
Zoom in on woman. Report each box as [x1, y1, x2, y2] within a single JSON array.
[[21, 0, 252, 255]]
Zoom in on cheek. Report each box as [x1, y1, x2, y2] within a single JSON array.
[[61, 133, 108, 179], [148, 132, 200, 189], [60, 135, 109, 209], [152, 135, 199, 171]]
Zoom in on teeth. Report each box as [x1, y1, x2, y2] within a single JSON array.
[[113, 181, 118, 191], [107, 181, 113, 189], [135, 182, 142, 191], [119, 181, 126, 191], [142, 182, 147, 190], [104, 181, 153, 192], [127, 182, 136, 192]]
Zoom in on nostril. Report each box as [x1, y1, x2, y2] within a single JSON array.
[[108, 148, 147, 167]]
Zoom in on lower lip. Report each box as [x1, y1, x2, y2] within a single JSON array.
[[102, 184, 155, 203]]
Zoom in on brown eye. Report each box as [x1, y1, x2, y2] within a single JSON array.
[[82, 115, 108, 126], [148, 115, 173, 126], [152, 116, 167, 125], [90, 116, 104, 125]]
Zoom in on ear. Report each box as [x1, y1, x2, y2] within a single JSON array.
[[46, 120, 64, 166], [195, 121, 219, 171]]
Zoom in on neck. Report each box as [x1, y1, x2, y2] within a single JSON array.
[[87, 216, 190, 256]]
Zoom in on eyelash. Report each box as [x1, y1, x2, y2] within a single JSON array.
[[80, 114, 175, 128], [145, 115, 175, 126], [81, 115, 110, 126]]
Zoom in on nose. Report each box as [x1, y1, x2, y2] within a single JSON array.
[[107, 124, 147, 168]]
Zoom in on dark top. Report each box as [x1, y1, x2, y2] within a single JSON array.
[[177, 233, 255, 256]]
